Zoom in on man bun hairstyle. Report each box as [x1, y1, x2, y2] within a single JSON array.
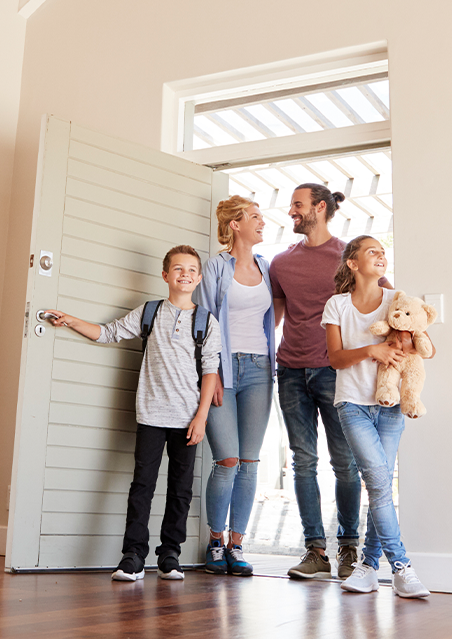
[[334, 235, 374, 294], [295, 183, 345, 222], [216, 195, 257, 252], [162, 245, 202, 274]]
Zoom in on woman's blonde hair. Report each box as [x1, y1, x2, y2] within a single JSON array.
[[334, 235, 374, 294], [216, 195, 258, 252]]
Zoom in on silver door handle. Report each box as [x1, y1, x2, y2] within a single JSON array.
[[36, 310, 58, 322]]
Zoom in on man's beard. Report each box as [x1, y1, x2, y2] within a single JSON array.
[[293, 206, 318, 235]]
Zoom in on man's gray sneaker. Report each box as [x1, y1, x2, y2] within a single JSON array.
[[288, 549, 332, 579], [336, 546, 358, 579], [392, 561, 430, 598], [341, 560, 379, 593]]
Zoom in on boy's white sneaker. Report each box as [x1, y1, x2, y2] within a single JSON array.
[[392, 561, 430, 598], [341, 560, 379, 593]]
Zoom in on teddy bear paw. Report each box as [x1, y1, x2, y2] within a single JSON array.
[[401, 397, 427, 419], [376, 387, 400, 407]]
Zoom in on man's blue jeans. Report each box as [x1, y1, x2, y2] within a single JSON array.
[[277, 365, 361, 550], [206, 353, 273, 535], [337, 402, 410, 571]]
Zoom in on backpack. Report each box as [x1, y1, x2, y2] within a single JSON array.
[[140, 300, 211, 389]]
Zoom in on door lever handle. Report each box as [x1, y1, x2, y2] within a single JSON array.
[[36, 310, 59, 322]]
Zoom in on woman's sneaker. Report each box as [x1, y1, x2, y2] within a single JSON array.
[[392, 561, 430, 598], [341, 560, 379, 593], [157, 555, 184, 580], [111, 552, 145, 581], [205, 540, 228, 574], [225, 545, 253, 576]]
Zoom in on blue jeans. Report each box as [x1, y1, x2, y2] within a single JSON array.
[[277, 366, 361, 550], [205, 353, 273, 535], [337, 402, 409, 571]]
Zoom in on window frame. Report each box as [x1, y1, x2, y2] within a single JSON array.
[[161, 43, 390, 170]]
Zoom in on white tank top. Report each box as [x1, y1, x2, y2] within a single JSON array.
[[228, 277, 271, 354]]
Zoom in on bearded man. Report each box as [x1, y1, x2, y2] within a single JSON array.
[[270, 183, 391, 580]]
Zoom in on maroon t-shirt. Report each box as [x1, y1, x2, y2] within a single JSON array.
[[270, 237, 387, 369]]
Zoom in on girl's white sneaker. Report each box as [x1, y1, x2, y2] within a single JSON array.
[[392, 561, 430, 598], [341, 560, 379, 593]]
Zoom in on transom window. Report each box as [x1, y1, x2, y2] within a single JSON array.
[[186, 75, 389, 151]]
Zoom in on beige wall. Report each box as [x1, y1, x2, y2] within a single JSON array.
[[0, 2, 26, 536], [2, 0, 451, 580], [0, 3, 26, 319]]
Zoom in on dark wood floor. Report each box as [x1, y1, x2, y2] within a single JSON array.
[[1, 556, 451, 639]]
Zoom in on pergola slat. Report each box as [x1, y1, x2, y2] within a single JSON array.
[[236, 108, 277, 138], [264, 102, 306, 134], [327, 91, 366, 125], [205, 114, 246, 143], [293, 97, 335, 130], [193, 125, 215, 146], [358, 85, 390, 120]]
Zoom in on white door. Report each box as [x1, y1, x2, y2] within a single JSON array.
[[6, 115, 228, 570]]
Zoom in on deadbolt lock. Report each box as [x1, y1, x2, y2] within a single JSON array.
[[39, 250, 54, 277], [40, 255, 53, 271]]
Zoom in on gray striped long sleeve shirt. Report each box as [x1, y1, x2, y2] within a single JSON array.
[[97, 299, 221, 428]]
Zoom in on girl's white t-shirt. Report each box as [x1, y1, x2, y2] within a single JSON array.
[[321, 288, 396, 406], [228, 277, 271, 355]]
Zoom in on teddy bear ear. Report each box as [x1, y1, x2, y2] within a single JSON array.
[[393, 290, 406, 301], [423, 303, 438, 326]]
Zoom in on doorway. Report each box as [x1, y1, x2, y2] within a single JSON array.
[[219, 148, 395, 576]]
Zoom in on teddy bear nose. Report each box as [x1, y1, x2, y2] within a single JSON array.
[[393, 312, 401, 318]]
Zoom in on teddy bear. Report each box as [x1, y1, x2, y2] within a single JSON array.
[[369, 291, 437, 419]]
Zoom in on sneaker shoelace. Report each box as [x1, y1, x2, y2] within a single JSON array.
[[210, 544, 225, 561], [339, 549, 356, 563], [351, 561, 371, 578], [394, 561, 420, 583], [229, 545, 245, 562], [301, 549, 321, 564]]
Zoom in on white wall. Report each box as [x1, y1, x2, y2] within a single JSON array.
[[2, 0, 451, 586]]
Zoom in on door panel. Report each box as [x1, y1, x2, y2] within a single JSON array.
[[7, 115, 227, 569]]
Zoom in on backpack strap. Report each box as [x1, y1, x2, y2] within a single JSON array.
[[141, 300, 164, 353], [191, 305, 211, 389]]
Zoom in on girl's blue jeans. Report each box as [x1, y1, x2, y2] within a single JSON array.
[[337, 402, 410, 571], [205, 353, 273, 535]]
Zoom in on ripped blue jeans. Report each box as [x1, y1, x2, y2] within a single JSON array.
[[337, 402, 409, 571], [205, 353, 273, 535]]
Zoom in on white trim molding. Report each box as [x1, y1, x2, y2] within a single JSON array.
[[18, 0, 48, 19], [178, 120, 391, 170], [408, 552, 452, 593]]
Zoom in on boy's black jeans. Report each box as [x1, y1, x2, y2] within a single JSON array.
[[122, 424, 197, 562]]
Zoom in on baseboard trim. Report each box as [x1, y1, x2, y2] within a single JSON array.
[[408, 552, 452, 593], [0, 526, 7, 556]]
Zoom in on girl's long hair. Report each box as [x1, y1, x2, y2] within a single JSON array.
[[334, 235, 374, 294], [216, 195, 256, 252]]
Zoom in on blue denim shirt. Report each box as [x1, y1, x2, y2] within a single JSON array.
[[193, 252, 276, 389]]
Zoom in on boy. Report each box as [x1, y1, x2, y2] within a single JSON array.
[[48, 245, 221, 581]]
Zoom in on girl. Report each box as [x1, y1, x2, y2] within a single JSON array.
[[321, 235, 433, 598], [194, 195, 275, 577]]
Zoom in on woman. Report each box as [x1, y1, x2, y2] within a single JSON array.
[[194, 195, 275, 576], [321, 235, 433, 597]]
